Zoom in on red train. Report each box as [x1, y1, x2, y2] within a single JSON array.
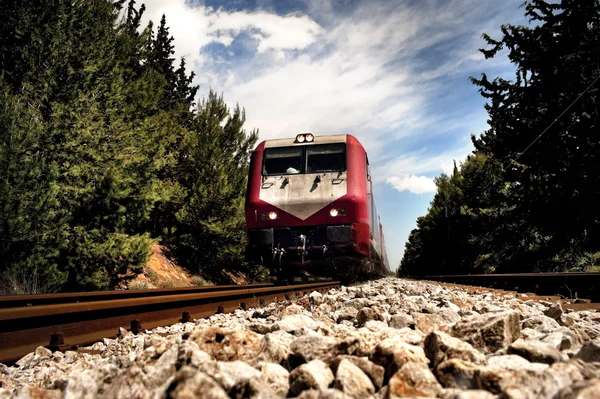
[[244, 133, 389, 281]]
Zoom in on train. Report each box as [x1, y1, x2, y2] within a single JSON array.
[[244, 133, 389, 282]]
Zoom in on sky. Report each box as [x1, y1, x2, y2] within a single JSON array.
[[138, 0, 528, 271]]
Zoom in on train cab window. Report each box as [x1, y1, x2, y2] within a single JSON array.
[[263, 147, 303, 175], [306, 143, 346, 174]]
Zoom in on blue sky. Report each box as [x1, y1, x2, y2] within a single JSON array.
[[140, 0, 528, 271]]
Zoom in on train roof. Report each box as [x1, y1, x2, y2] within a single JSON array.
[[262, 134, 349, 148]]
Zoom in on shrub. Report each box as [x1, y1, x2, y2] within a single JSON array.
[[191, 275, 210, 286], [129, 282, 150, 290]]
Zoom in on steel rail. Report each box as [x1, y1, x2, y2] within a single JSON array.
[[0, 281, 339, 365], [0, 283, 273, 308], [412, 272, 600, 302]]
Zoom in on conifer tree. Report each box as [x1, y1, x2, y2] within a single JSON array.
[[401, 0, 600, 275], [174, 91, 258, 281]]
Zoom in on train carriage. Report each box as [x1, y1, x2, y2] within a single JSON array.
[[244, 133, 389, 281]]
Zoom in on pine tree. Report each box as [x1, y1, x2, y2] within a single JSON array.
[[471, 0, 600, 267], [401, 0, 600, 276], [174, 91, 258, 281]]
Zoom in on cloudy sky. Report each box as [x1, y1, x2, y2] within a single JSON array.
[[139, 0, 528, 271]]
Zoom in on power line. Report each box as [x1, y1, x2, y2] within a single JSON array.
[[449, 73, 600, 215]]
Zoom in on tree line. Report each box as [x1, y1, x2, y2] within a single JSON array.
[[0, 0, 257, 293], [400, 0, 600, 276]]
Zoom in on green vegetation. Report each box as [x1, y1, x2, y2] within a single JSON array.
[[400, 0, 600, 276], [0, 0, 256, 294]]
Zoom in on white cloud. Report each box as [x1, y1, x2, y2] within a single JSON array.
[[140, 0, 323, 68], [375, 141, 473, 180], [386, 175, 436, 194], [139, 0, 522, 190]]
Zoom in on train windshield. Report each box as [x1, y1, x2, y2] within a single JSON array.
[[262, 143, 346, 175], [306, 143, 346, 173], [263, 147, 303, 175]]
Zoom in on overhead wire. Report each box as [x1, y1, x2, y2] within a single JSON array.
[[447, 73, 600, 216]]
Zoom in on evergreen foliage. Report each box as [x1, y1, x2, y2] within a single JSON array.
[[400, 0, 600, 276], [0, 0, 255, 293]]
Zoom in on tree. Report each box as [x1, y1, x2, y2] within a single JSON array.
[[401, 0, 600, 276], [173, 91, 258, 281], [471, 0, 600, 267]]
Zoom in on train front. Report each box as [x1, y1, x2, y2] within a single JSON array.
[[244, 133, 371, 278]]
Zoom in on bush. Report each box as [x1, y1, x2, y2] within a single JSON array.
[[0, 265, 61, 295], [144, 265, 159, 284], [128, 282, 150, 290], [191, 275, 210, 286]]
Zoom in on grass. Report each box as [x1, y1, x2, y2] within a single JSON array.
[[144, 265, 159, 284], [129, 282, 150, 290]]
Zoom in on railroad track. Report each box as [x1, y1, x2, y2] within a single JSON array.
[[414, 272, 600, 304], [0, 281, 339, 365]]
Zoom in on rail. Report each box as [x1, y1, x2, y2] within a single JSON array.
[[413, 272, 600, 302], [0, 281, 340, 365]]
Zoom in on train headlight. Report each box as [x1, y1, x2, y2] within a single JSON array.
[[259, 211, 278, 220], [330, 208, 346, 217], [295, 133, 314, 143]]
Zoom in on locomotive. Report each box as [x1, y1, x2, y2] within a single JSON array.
[[244, 133, 389, 281]]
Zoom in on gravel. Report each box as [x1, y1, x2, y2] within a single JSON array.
[[2, 277, 600, 398]]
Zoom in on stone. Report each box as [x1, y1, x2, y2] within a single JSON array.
[[556, 378, 600, 399], [289, 360, 334, 395], [388, 361, 442, 398], [412, 313, 446, 334], [559, 313, 578, 327], [574, 341, 600, 362], [333, 359, 375, 398], [371, 338, 428, 379], [330, 356, 385, 390], [309, 291, 324, 305], [544, 302, 563, 320], [357, 308, 385, 326], [437, 308, 461, 324], [385, 327, 425, 346], [441, 389, 498, 399], [176, 340, 214, 369], [197, 360, 265, 397], [282, 304, 306, 316], [487, 354, 541, 371], [64, 369, 100, 399], [143, 345, 178, 389], [296, 389, 353, 399], [253, 332, 294, 364], [389, 313, 413, 329], [434, 359, 480, 389], [101, 364, 152, 399], [6, 386, 62, 399], [291, 335, 358, 364], [258, 362, 289, 397], [496, 361, 584, 398], [424, 331, 486, 369], [166, 366, 229, 399], [335, 308, 358, 324], [522, 314, 561, 332], [540, 331, 574, 351], [190, 327, 261, 361], [34, 346, 53, 358], [507, 338, 568, 364], [248, 321, 273, 335], [274, 314, 320, 333], [449, 311, 520, 353]]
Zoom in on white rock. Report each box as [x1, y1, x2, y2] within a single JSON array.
[[289, 359, 334, 395]]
